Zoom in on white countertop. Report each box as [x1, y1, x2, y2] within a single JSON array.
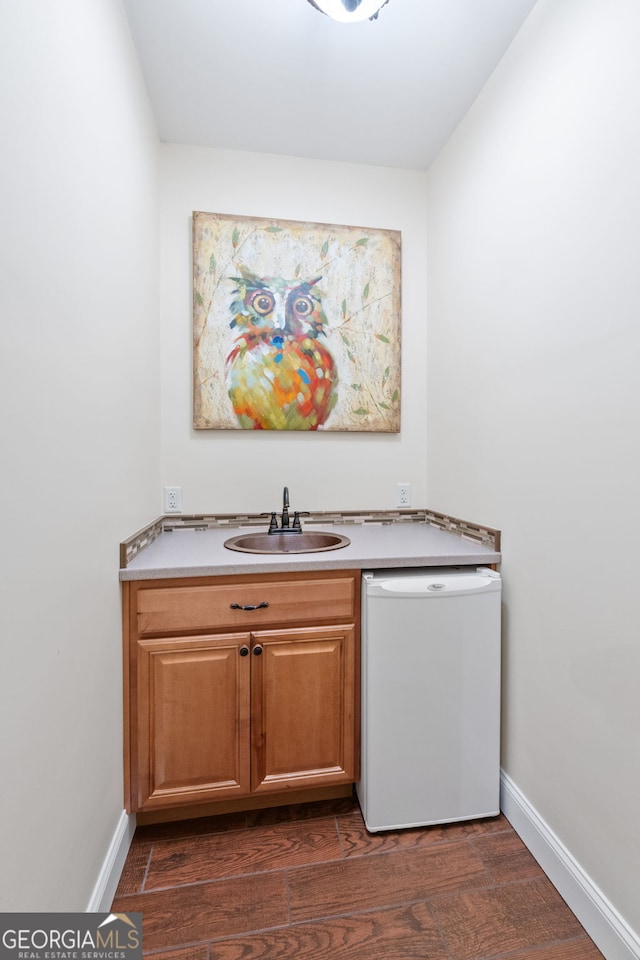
[[120, 521, 501, 581]]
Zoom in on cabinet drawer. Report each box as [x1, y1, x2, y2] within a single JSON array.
[[134, 573, 357, 637]]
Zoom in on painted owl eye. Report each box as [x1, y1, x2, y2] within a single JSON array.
[[250, 291, 275, 316], [292, 295, 314, 316]]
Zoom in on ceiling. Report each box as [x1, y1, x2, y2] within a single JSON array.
[[123, 0, 539, 170]]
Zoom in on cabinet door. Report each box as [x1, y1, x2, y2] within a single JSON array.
[[133, 633, 251, 811], [250, 624, 356, 793]]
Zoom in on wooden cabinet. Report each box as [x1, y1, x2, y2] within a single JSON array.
[[133, 632, 252, 809], [122, 569, 360, 816], [250, 623, 356, 794]]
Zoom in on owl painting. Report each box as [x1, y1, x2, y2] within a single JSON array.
[[193, 211, 402, 432], [225, 266, 338, 430]]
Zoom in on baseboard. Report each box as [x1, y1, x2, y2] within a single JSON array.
[[86, 810, 136, 912], [500, 770, 640, 960]]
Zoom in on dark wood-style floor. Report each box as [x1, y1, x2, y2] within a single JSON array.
[[112, 794, 605, 960]]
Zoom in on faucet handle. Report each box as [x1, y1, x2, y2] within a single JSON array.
[[261, 512, 279, 533], [292, 511, 310, 531]]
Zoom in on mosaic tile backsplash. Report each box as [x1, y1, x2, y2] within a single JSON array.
[[120, 509, 501, 568]]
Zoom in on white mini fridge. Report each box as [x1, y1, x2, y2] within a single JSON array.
[[357, 567, 502, 832]]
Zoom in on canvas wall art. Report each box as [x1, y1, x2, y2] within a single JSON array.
[[193, 211, 401, 432]]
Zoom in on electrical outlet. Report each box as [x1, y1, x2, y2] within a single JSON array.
[[164, 486, 183, 513], [396, 482, 411, 508]]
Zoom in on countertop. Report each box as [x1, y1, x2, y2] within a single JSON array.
[[120, 519, 501, 581]]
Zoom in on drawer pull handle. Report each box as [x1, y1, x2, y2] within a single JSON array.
[[253, 644, 264, 656], [239, 645, 250, 657], [230, 601, 270, 611]]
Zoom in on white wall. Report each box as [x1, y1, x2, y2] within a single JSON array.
[[160, 145, 428, 513], [427, 0, 640, 937], [0, 0, 160, 909]]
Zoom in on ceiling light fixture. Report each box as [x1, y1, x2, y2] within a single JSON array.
[[306, 0, 389, 23]]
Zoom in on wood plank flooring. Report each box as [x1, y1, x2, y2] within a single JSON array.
[[112, 795, 605, 960]]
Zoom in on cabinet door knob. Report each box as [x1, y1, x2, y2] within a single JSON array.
[[230, 601, 270, 611], [239, 645, 250, 657], [252, 644, 264, 656]]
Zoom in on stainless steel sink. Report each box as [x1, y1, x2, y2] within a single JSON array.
[[224, 531, 351, 555]]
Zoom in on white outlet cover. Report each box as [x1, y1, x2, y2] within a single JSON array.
[[396, 482, 411, 507], [164, 486, 183, 513]]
